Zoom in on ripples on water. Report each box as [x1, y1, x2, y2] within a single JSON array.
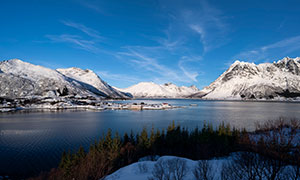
[[0, 99, 300, 178]]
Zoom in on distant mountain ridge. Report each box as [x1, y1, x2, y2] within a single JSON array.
[[120, 82, 200, 98], [190, 57, 300, 100], [0, 59, 131, 99]]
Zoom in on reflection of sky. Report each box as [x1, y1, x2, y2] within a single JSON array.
[[1, 100, 300, 176]]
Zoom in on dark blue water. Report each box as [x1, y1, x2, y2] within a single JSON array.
[[1, 99, 300, 177]]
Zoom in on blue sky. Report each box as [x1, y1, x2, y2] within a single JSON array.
[[1, 0, 300, 88]]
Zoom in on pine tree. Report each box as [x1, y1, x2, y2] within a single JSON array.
[[129, 130, 135, 144], [218, 121, 226, 136], [112, 132, 121, 152], [77, 145, 86, 159], [105, 129, 113, 149], [167, 120, 176, 132], [225, 123, 232, 136], [208, 123, 214, 134], [59, 150, 67, 169], [202, 120, 207, 133], [123, 132, 129, 145], [150, 125, 155, 145], [139, 127, 149, 149], [59, 150, 73, 178]]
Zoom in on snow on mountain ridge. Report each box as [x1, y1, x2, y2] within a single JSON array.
[[0, 59, 106, 98], [0, 59, 65, 81], [199, 57, 300, 100], [0, 59, 130, 99], [57, 67, 131, 99], [121, 82, 200, 98]]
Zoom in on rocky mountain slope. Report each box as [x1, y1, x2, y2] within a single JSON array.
[[0, 59, 131, 99], [57, 67, 131, 99], [121, 82, 200, 98], [192, 57, 300, 100]]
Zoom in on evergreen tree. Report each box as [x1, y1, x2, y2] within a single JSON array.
[[139, 127, 150, 149], [123, 132, 129, 145], [150, 126, 155, 145], [105, 129, 113, 149]]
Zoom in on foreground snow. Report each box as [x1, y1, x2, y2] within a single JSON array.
[[104, 156, 226, 180]]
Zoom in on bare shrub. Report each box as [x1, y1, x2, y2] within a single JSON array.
[[287, 165, 300, 180], [173, 158, 187, 180], [220, 151, 300, 180], [193, 160, 214, 180], [221, 152, 267, 180], [148, 158, 187, 180]]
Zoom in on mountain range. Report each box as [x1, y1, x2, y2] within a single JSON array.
[[119, 82, 199, 98], [0, 59, 131, 99], [194, 57, 300, 100], [1, 57, 300, 101]]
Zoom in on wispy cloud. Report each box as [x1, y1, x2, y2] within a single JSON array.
[[46, 21, 103, 53], [77, 0, 108, 15], [233, 35, 300, 62], [162, 0, 229, 53], [61, 20, 103, 39], [46, 34, 99, 53], [119, 48, 199, 84], [189, 24, 207, 52], [261, 36, 300, 52], [178, 56, 202, 82]]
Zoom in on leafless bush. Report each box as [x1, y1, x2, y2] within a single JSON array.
[[255, 117, 300, 132], [220, 151, 300, 180], [221, 152, 263, 180], [221, 152, 269, 180], [173, 158, 187, 180], [286, 165, 300, 180], [148, 158, 187, 180], [193, 160, 214, 180], [149, 160, 165, 180], [250, 118, 300, 166]]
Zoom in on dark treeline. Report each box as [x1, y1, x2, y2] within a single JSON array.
[[31, 119, 300, 180]]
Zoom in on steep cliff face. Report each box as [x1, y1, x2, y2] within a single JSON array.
[[199, 57, 300, 100]]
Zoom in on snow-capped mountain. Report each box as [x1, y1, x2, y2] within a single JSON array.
[[194, 57, 300, 100], [121, 82, 200, 98], [0, 59, 130, 99], [57, 67, 131, 99]]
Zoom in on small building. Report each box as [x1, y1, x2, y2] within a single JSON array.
[[129, 104, 143, 110]]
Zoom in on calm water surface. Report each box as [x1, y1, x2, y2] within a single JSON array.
[[0, 99, 300, 177]]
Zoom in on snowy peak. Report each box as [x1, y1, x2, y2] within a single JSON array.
[[0, 59, 97, 98], [275, 57, 300, 75], [57, 67, 106, 89], [0, 59, 131, 99], [0, 59, 65, 81], [57, 67, 131, 99], [121, 82, 200, 98], [199, 57, 300, 100]]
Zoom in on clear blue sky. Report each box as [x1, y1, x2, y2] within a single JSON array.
[[1, 0, 300, 88]]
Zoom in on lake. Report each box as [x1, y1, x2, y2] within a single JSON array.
[[1, 99, 300, 178]]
